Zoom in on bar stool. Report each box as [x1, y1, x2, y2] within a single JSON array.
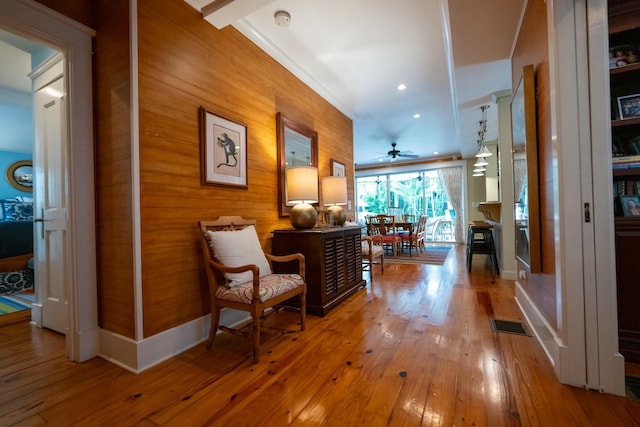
[[467, 221, 499, 282]]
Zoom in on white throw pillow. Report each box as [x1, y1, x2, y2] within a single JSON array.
[[206, 225, 272, 286]]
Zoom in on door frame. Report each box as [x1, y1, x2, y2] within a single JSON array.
[[0, 0, 98, 362], [541, 0, 625, 395]]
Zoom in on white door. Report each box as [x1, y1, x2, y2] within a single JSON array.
[[32, 57, 68, 335]]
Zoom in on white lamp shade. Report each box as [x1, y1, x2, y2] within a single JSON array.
[[322, 176, 347, 206], [286, 166, 318, 204], [474, 158, 488, 167], [475, 144, 492, 158]]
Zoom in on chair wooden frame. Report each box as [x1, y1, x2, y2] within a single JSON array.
[[361, 235, 384, 281], [400, 214, 427, 256], [369, 214, 403, 256], [199, 216, 306, 363]]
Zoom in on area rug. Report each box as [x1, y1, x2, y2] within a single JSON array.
[[0, 292, 34, 315], [384, 245, 454, 265], [627, 375, 640, 402]]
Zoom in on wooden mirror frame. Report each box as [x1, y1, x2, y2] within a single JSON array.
[[511, 64, 541, 273], [277, 112, 318, 217], [6, 160, 33, 193]]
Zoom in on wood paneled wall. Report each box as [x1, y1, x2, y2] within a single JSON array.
[[93, 0, 136, 338], [30, 0, 355, 340], [35, 0, 93, 28], [136, 1, 353, 337], [511, 0, 557, 330]]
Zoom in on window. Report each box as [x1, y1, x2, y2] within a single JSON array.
[[356, 169, 455, 242]]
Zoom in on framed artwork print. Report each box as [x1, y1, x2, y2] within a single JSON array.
[[199, 107, 248, 189], [621, 195, 640, 217], [617, 94, 640, 120], [331, 159, 346, 177]]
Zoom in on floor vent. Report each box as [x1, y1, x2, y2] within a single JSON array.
[[626, 375, 640, 402], [491, 319, 530, 336]]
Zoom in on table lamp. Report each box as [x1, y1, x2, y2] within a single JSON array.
[[322, 176, 347, 226], [286, 166, 318, 229]]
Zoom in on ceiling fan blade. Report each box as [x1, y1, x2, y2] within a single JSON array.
[[398, 153, 419, 158]]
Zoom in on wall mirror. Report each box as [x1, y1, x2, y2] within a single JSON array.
[[511, 64, 541, 273], [484, 142, 500, 202], [277, 112, 318, 217], [6, 160, 33, 192]]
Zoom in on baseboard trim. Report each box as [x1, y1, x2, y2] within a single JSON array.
[[98, 309, 250, 373], [500, 269, 517, 281], [514, 280, 560, 368]]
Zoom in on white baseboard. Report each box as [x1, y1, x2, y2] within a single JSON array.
[[514, 280, 560, 368], [500, 269, 517, 281], [98, 309, 250, 373]]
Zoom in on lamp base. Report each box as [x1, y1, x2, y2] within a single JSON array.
[[290, 203, 317, 229], [327, 205, 346, 226]]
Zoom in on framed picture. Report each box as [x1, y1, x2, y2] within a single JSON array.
[[331, 159, 346, 177], [617, 94, 640, 120], [621, 195, 640, 217], [199, 107, 248, 189], [609, 44, 639, 68]]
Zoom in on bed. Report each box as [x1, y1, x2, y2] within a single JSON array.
[[0, 199, 34, 295]]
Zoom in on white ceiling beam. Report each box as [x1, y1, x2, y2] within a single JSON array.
[[192, 0, 277, 29]]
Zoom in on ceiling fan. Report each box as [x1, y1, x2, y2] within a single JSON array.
[[382, 142, 419, 160]]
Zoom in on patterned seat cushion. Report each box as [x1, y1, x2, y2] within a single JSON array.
[[361, 241, 383, 257], [215, 273, 304, 304]]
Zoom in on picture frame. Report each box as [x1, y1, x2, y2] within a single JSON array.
[[617, 94, 640, 120], [199, 107, 248, 189], [609, 43, 639, 69], [331, 159, 346, 177], [621, 195, 640, 217]]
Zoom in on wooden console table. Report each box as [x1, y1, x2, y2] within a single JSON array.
[[272, 225, 365, 316]]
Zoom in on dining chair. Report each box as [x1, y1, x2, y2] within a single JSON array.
[[369, 214, 402, 256], [361, 235, 384, 282], [400, 214, 427, 256]]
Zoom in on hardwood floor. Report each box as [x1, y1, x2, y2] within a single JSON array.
[[1, 245, 639, 426]]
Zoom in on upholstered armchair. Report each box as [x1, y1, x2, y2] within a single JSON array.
[[199, 216, 306, 363]]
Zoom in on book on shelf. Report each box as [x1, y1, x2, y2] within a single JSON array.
[[612, 155, 640, 169], [629, 136, 640, 155], [616, 180, 626, 196], [635, 180, 640, 194]]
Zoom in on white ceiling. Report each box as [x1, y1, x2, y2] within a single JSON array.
[[1, 2, 525, 164], [186, 0, 525, 168]]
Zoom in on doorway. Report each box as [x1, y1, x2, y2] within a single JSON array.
[[0, 30, 47, 327], [0, 0, 98, 362]]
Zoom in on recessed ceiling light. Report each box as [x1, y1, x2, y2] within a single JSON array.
[[397, 84, 406, 91], [413, 113, 420, 119], [433, 151, 438, 155]]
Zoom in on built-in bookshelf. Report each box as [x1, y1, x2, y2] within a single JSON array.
[[609, 0, 640, 364], [610, 18, 640, 210]]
